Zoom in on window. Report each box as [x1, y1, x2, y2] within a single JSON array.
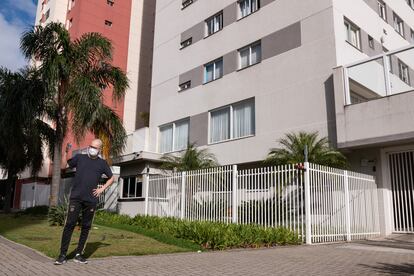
[[209, 100, 255, 143], [398, 60, 410, 85], [407, 0, 414, 9], [105, 20, 113, 27], [368, 35, 374, 49], [66, 18, 73, 29], [411, 29, 414, 43], [344, 20, 361, 49], [45, 9, 50, 20], [393, 13, 404, 37], [204, 58, 223, 83], [238, 0, 260, 18], [205, 12, 223, 37], [107, 0, 115, 6], [179, 80, 191, 91], [180, 37, 192, 49], [122, 176, 143, 198], [159, 119, 189, 153], [377, 0, 387, 21], [182, 0, 193, 9], [238, 42, 261, 69], [68, 0, 75, 10]]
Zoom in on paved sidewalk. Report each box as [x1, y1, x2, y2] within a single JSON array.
[[1, 235, 414, 276]]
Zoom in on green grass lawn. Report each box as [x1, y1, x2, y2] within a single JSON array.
[[0, 214, 194, 258]]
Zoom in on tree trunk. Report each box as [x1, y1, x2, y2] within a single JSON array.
[[4, 171, 16, 213], [49, 138, 62, 207]]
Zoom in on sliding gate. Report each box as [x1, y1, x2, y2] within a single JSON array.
[[389, 151, 414, 233]]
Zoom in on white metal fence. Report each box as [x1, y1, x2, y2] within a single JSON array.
[[144, 162, 380, 244]]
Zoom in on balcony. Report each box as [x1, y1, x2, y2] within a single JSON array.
[[113, 127, 162, 165], [334, 45, 414, 149]]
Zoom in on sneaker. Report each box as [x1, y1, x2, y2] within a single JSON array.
[[74, 253, 88, 264], [54, 255, 67, 265]]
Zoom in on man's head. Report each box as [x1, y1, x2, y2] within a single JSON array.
[[88, 139, 103, 158]]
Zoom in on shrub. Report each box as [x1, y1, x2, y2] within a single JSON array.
[[48, 198, 81, 226], [21, 205, 49, 216], [94, 211, 301, 250]]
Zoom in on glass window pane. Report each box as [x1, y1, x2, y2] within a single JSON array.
[[215, 59, 223, 79], [210, 108, 230, 143], [240, 48, 250, 68], [233, 101, 254, 138], [251, 44, 261, 64], [159, 125, 173, 153], [129, 178, 136, 197], [122, 178, 129, 198], [174, 120, 189, 151], [252, 0, 259, 12], [136, 182, 143, 197], [239, 0, 248, 17], [205, 63, 214, 82]]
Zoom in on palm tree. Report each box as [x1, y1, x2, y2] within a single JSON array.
[[0, 67, 54, 212], [20, 22, 129, 206], [264, 131, 348, 169], [160, 144, 219, 171]]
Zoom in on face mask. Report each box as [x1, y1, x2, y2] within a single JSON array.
[[88, 147, 99, 157]]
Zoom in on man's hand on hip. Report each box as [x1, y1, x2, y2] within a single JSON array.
[[93, 186, 105, 197]]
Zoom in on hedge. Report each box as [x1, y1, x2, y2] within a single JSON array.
[[95, 211, 301, 250]]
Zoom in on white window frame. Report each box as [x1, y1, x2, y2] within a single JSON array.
[[344, 20, 361, 50], [393, 13, 404, 37], [208, 99, 255, 144], [368, 35, 375, 49], [158, 119, 189, 153], [205, 12, 223, 37], [179, 80, 191, 91], [182, 0, 194, 9], [377, 0, 387, 21], [121, 176, 143, 199], [204, 58, 223, 83], [238, 0, 260, 19], [180, 37, 192, 49], [411, 29, 414, 43], [398, 60, 410, 85], [238, 41, 261, 69]]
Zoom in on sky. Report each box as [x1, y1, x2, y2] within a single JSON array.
[[0, 0, 37, 71]]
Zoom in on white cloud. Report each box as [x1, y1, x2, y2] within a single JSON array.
[[0, 13, 27, 71], [8, 0, 37, 15]]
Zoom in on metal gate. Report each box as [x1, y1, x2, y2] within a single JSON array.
[[389, 151, 414, 233]]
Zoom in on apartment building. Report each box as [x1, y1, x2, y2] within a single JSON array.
[[11, 0, 156, 210], [116, 0, 414, 235]]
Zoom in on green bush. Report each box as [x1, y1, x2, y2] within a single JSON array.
[[48, 198, 82, 226], [21, 205, 49, 216], [95, 211, 301, 250]]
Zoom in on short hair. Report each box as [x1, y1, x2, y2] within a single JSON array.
[[91, 139, 103, 149]]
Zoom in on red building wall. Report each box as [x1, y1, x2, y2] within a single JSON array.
[[63, 0, 132, 152]]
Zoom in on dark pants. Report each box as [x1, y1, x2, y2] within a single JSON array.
[[59, 199, 96, 256]]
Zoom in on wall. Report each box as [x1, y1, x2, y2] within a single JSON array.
[[149, 0, 338, 165]]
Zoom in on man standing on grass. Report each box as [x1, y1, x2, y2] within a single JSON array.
[[54, 139, 114, 265]]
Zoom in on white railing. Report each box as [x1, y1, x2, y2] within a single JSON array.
[[308, 164, 380, 243], [344, 44, 414, 105], [145, 162, 380, 244]]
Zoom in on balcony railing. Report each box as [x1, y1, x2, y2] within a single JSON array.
[[343, 45, 414, 105]]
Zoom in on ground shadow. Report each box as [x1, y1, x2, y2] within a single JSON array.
[[67, 241, 110, 259], [360, 263, 414, 274]]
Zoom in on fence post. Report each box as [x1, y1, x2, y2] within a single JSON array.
[[344, 170, 351, 242], [304, 162, 312, 245], [181, 172, 186, 220], [232, 165, 238, 223], [144, 172, 149, 216]]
